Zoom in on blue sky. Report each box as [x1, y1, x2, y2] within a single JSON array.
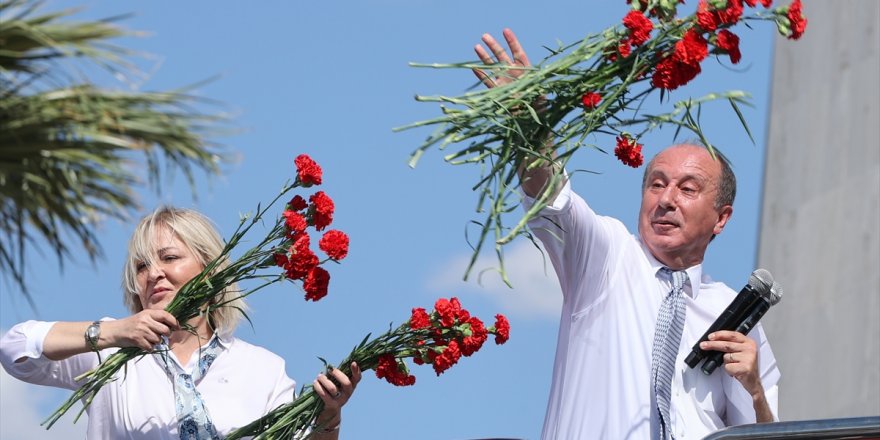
[[0, 1, 779, 438]]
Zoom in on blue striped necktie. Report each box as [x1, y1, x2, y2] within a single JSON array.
[[156, 336, 223, 440], [651, 268, 688, 440]]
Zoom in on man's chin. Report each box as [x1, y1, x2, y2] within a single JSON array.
[[645, 230, 682, 245], [644, 236, 684, 256]]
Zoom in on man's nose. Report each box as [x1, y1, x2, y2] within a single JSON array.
[[658, 186, 677, 209]]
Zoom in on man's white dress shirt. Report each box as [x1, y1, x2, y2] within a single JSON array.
[[526, 182, 780, 440], [0, 319, 296, 439]]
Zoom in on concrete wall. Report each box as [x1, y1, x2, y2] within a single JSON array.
[[758, 0, 880, 421]]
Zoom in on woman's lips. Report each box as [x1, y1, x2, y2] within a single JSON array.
[[151, 287, 172, 300]]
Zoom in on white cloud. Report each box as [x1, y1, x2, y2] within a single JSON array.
[[428, 241, 563, 319], [1, 363, 89, 439]]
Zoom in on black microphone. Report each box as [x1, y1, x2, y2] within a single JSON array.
[[684, 269, 774, 369], [700, 281, 783, 375]]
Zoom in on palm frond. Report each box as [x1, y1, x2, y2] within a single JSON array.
[[0, 0, 230, 301]]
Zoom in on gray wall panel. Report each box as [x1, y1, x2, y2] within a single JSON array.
[[759, 0, 880, 421]]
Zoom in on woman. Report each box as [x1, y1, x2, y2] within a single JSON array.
[[0, 207, 360, 439]]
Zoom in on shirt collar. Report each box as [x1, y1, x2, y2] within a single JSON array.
[[154, 331, 230, 372], [154, 329, 231, 356], [210, 329, 231, 349], [639, 239, 704, 300]]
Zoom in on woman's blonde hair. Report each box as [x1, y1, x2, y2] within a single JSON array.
[[122, 206, 246, 334]]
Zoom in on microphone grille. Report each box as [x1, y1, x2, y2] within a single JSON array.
[[768, 281, 783, 306], [749, 268, 774, 296]]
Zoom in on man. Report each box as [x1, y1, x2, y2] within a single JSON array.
[[472, 29, 780, 439]]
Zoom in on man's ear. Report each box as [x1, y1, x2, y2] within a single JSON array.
[[713, 205, 733, 235]]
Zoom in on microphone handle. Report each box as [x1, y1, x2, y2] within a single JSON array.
[[701, 299, 771, 375], [685, 285, 765, 368]]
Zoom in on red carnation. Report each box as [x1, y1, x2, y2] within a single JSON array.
[[623, 10, 654, 46], [273, 253, 289, 269], [303, 266, 330, 301], [282, 210, 307, 235], [375, 354, 416, 387], [651, 56, 677, 89], [294, 154, 323, 187], [375, 354, 396, 382], [286, 234, 318, 280], [762, 0, 772, 7], [652, 29, 707, 90], [410, 307, 432, 330], [434, 298, 457, 327], [787, 0, 807, 40], [618, 39, 632, 58], [449, 297, 470, 322], [614, 136, 644, 168], [288, 195, 308, 212], [461, 317, 488, 357], [493, 314, 510, 345], [716, 0, 744, 24], [309, 191, 335, 231], [581, 92, 602, 109], [431, 340, 462, 375], [318, 230, 349, 260], [696, 0, 719, 31], [715, 29, 742, 64], [674, 30, 709, 66], [651, 55, 702, 90]]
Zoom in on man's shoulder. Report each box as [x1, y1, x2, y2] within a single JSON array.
[[698, 275, 739, 300], [700, 276, 734, 290], [530, 184, 635, 241]]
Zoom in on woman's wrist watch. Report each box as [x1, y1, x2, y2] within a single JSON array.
[[85, 320, 101, 352]]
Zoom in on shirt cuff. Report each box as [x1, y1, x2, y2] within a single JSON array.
[[24, 320, 56, 359], [521, 177, 573, 215]]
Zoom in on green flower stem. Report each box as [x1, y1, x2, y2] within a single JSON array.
[[227, 319, 495, 440]]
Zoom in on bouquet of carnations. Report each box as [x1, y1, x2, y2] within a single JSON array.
[[398, 0, 808, 282], [43, 154, 350, 427], [226, 297, 510, 439]]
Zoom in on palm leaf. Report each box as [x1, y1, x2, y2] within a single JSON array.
[[0, 0, 230, 302]]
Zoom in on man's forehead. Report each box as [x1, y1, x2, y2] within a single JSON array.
[[647, 147, 720, 179]]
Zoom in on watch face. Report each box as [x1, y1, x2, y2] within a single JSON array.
[[87, 324, 99, 340]]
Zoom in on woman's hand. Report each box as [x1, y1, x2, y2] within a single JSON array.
[[312, 362, 362, 434], [105, 310, 179, 351]]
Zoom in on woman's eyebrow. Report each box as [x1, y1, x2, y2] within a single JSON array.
[[156, 246, 177, 255]]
